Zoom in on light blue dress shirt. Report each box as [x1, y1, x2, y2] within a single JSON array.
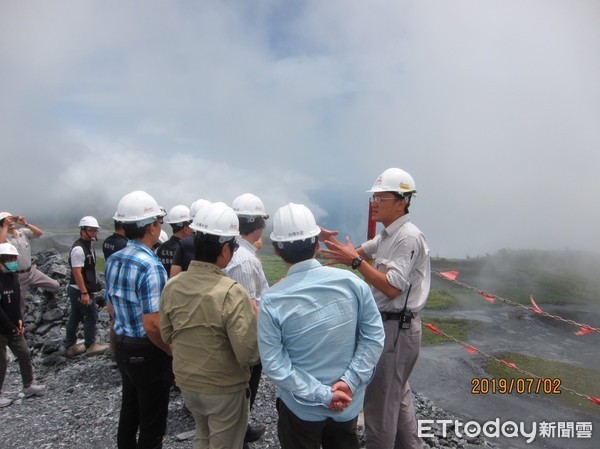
[[258, 258, 384, 422]]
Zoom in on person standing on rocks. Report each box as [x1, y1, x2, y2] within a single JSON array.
[[65, 216, 109, 358], [156, 205, 192, 276], [258, 203, 384, 449], [0, 212, 60, 317], [102, 220, 128, 368], [105, 191, 172, 449], [160, 202, 259, 449], [0, 242, 46, 408], [223, 193, 270, 445], [321, 168, 431, 449]]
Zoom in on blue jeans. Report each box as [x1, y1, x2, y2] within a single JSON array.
[[65, 286, 99, 348]]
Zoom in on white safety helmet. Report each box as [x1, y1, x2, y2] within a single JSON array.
[[190, 199, 212, 219], [190, 202, 239, 240], [0, 242, 19, 256], [270, 203, 321, 243], [0, 212, 13, 221], [79, 216, 100, 229], [165, 205, 191, 224], [113, 191, 166, 227], [367, 168, 417, 196], [232, 193, 269, 219]]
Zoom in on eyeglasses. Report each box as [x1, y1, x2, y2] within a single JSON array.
[[85, 228, 99, 233], [155, 217, 164, 225], [369, 195, 398, 204]]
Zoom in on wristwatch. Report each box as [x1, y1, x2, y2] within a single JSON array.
[[351, 257, 363, 270]]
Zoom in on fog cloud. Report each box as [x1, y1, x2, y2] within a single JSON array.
[[1, 0, 599, 257]]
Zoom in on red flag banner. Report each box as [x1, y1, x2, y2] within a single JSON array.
[[529, 295, 543, 314], [480, 293, 496, 303], [575, 326, 595, 336], [589, 397, 600, 406], [465, 345, 477, 355], [500, 360, 517, 369], [425, 323, 443, 336], [440, 271, 459, 281]]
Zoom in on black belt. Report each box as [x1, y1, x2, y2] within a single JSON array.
[[16, 266, 32, 274], [117, 335, 151, 344], [380, 311, 418, 321]]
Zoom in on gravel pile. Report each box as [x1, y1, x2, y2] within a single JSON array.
[[0, 250, 495, 448]]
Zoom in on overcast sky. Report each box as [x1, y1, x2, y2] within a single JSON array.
[[1, 0, 599, 258]]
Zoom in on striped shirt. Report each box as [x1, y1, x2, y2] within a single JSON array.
[[223, 237, 269, 302], [105, 240, 168, 337]]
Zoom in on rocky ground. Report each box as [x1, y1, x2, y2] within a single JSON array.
[[0, 250, 495, 448]]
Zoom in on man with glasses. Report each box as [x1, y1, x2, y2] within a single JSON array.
[[322, 168, 431, 449], [160, 202, 259, 449], [105, 191, 172, 449], [65, 216, 108, 358]]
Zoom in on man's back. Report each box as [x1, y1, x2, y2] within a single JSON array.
[[259, 258, 383, 422]]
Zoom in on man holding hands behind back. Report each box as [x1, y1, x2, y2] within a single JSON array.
[[258, 203, 384, 449]]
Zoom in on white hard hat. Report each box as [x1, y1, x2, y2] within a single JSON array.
[[0, 212, 13, 221], [232, 193, 268, 218], [367, 168, 417, 196], [113, 191, 166, 226], [79, 216, 100, 228], [158, 230, 168, 244], [165, 205, 191, 224], [0, 242, 19, 256], [270, 203, 321, 243], [190, 202, 239, 239], [190, 199, 212, 219]]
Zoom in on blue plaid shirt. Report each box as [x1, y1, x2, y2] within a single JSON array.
[[105, 240, 168, 337]]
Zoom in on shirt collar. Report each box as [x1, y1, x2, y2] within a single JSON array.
[[236, 236, 257, 254], [188, 260, 224, 275], [382, 214, 411, 237], [287, 258, 322, 276], [130, 240, 159, 258]]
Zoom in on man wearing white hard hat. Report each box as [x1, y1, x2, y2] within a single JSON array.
[[65, 216, 109, 358], [105, 191, 172, 449], [0, 212, 59, 317], [160, 202, 259, 449], [156, 205, 192, 275], [321, 168, 431, 449], [223, 193, 270, 445], [258, 203, 384, 449], [0, 242, 46, 408]]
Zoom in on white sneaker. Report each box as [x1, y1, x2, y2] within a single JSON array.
[[0, 395, 12, 407], [23, 384, 46, 398]]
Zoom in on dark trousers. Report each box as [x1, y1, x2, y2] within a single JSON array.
[[65, 286, 98, 348], [249, 361, 262, 409], [0, 333, 34, 391], [276, 399, 360, 449], [115, 336, 172, 449]]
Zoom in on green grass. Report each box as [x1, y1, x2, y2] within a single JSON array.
[[420, 316, 480, 346], [484, 352, 600, 414], [425, 289, 458, 310]]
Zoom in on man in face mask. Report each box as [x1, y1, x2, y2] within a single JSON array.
[[64, 216, 108, 358], [0, 242, 46, 408]]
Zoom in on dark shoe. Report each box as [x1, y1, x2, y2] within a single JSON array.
[[244, 423, 266, 442]]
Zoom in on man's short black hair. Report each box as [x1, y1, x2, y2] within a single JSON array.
[[239, 216, 266, 236], [114, 220, 124, 231], [391, 192, 412, 214], [193, 233, 230, 264], [273, 237, 319, 265], [123, 223, 152, 240], [170, 221, 191, 233]]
